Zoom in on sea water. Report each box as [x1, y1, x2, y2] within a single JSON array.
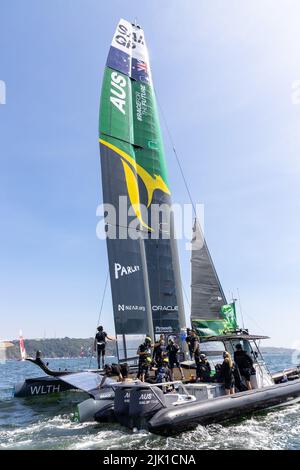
[[0, 353, 300, 450]]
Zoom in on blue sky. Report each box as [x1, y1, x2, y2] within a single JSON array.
[[1, 0, 300, 347]]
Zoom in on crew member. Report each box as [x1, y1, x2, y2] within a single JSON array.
[[234, 344, 254, 390], [100, 363, 122, 387], [192, 333, 201, 369], [153, 336, 166, 368], [196, 353, 211, 382], [190, 330, 200, 359], [185, 328, 193, 360], [94, 326, 113, 369], [120, 363, 136, 383], [220, 351, 235, 395], [166, 338, 185, 380], [156, 357, 172, 383], [137, 336, 153, 382]]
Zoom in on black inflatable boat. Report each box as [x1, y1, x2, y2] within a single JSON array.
[[74, 334, 300, 434], [105, 376, 300, 435]]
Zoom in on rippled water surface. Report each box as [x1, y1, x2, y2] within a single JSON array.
[[1, 354, 300, 450]]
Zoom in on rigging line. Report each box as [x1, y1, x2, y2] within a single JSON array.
[[155, 89, 197, 218], [242, 310, 268, 336], [182, 283, 191, 309], [237, 288, 268, 335], [89, 270, 109, 369], [155, 89, 227, 302]]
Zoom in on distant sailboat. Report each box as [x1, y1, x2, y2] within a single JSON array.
[[19, 330, 26, 361]]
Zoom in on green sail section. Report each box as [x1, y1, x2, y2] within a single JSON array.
[[131, 79, 169, 187], [99, 67, 169, 188], [99, 67, 134, 145]]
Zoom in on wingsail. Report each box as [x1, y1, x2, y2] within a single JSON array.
[[99, 19, 186, 357]]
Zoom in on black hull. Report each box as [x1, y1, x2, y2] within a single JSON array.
[[14, 376, 75, 398], [148, 379, 300, 435]]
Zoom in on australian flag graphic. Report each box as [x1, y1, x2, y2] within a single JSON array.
[[106, 45, 150, 84], [131, 58, 150, 83], [106, 45, 131, 76]]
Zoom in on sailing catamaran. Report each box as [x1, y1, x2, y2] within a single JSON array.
[[14, 18, 300, 435]]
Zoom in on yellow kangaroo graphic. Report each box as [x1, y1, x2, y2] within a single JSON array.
[[99, 138, 171, 230]]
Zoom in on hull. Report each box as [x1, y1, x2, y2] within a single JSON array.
[[79, 378, 300, 433], [148, 379, 300, 435], [14, 376, 75, 398], [75, 397, 115, 423]]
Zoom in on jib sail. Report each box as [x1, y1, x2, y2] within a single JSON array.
[[191, 219, 233, 336]]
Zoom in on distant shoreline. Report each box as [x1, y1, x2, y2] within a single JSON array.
[[5, 337, 117, 360], [4, 337, 299, 360]]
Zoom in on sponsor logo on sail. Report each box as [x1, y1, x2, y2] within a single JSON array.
[[114, 263, 140, 279], [152, 305, 178, 311], [110, 71, 127, 115], [118, 304, 146, 312], [136, 83, 147, 122], [114, 21, 145, 50], [155, 326, 174, 333]]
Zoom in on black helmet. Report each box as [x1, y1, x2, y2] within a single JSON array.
[[97, 326, 103, 331]]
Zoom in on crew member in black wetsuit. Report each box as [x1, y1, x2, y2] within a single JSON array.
[[220, 351, 235, 395], [185, 328, 193, 360], [166, 338, 184, 380], [234, 344, 254, 390], [156, 357, 172, 383], [94, 326, 113, 369], [100, 363, 123, 387], [191, 332, 201, 371], [137, 336, 153, 382], [120, 363, 135, 383], [153, 336, 166, 368], [196, 353, 211, 382]]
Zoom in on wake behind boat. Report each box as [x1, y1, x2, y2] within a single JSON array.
[[14, 18, 300, 435]]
